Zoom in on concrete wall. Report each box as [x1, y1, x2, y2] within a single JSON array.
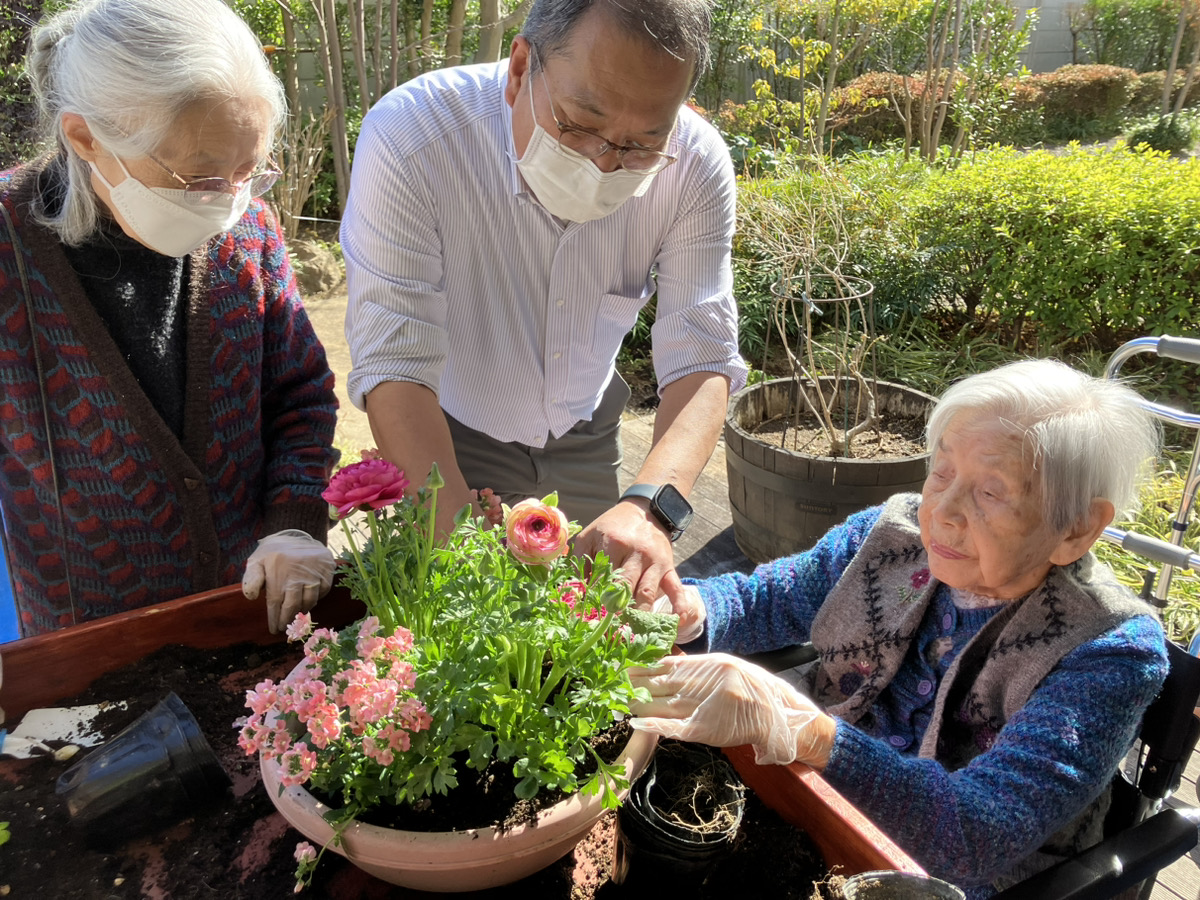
[[1015, 0, 1079, 73]]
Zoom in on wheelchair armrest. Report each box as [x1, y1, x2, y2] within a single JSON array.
[[991, 808, 1200, 900], [742, 642, 819, 674]]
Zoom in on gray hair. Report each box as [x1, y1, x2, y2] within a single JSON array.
[[926, 359, 1159, 532], [523, 0, 712, 93], [26, 0, 285, 246]]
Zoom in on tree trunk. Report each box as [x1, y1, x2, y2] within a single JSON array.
[[477, 0, 534, 63], [405, 5, 420, 79], [314, 0, 351, 213], [1162, 0, 1188, 113], [279, 2, 300, 119], [1171, 0, 1200, 115], [421, 0, 435, 69], [445, 0, 467, 66], [348, 0, 372, 110]]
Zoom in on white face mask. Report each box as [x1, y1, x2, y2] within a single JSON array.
[[516, 80, 656, 223], [89, 157, 252, 257]]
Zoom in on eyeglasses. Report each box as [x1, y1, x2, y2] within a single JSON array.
[[531, 47, 678, 175], [142, 150, 282, 206]]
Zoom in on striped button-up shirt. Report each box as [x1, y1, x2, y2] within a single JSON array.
[[342, 61, 747, 448]]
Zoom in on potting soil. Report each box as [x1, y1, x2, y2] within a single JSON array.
[[0, 641, 836, 899]]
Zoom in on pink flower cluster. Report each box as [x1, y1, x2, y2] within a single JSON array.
[[238, 613, 432, 785]]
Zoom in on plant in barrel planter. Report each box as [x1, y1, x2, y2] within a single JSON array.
[[238, 454, 676, 892], [730, 169, 935, 562]]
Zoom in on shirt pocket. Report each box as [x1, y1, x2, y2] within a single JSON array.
[[592, 290, 649, 356]]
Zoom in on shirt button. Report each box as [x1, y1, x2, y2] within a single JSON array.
[[888, 735, 907, 748], [184, 478, 200, 490], [556, 299, 565, 307], [917, 679, 933, 696], [942, 612, 953, 632], [552, 351, 561, 359], [199, 551, 212, 564]]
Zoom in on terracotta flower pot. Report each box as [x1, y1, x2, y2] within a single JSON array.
[[260, 722, 658, 892]]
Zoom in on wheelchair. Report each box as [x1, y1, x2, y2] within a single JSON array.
[[749, 335, 1200, 899], [996, 334, 1200, 900]]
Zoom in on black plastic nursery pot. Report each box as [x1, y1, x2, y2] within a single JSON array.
[[612, 740, 746, 889], [55, 691, 231, 844]]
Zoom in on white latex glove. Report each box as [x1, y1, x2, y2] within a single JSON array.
[[242, 529, 335, 634], [650, 583, 707, 645], [628, 653, 831, 767]]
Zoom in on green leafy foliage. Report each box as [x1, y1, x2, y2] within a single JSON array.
[[306, 467, 676, 818], [1126, 111, 1198, 151], [912, 145, 1200, 350], [1092, 456, 1200, 646], [1071, 0, 1198, 72]]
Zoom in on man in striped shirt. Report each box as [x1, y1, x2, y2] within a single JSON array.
[[342, 0, 747, 613]]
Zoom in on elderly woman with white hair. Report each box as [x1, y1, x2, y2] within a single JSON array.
[[631, 358, 1168, 898], [0, 0, 338, 637]]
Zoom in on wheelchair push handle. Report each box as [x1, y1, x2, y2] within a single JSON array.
[[1158, 335, 1200, 366]]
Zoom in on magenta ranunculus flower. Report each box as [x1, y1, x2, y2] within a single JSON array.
[[505, 499, 570, 565], [321, 457, 410, 519]]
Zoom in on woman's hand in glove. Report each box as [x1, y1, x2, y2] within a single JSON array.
[[628, 653, 836, 768], [241, 529, 336, 633]]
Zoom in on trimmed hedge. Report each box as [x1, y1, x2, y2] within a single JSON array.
[[829, 64, 1197, 148], [911, 146, 1200, 347], [732, 146, 1199, 361]]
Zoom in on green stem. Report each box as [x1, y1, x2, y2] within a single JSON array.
[[366, 512, 396, 632], [536, 607, 617, 707]]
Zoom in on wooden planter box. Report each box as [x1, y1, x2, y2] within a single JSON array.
[[0, 584, 923, 890]]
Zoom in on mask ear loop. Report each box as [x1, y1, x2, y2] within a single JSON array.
[[0, 201, 78, 632]]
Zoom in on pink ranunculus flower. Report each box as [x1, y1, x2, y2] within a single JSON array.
[[321, 457, 410, 519], [505, 499, 570, 565], [294, 842, 317, 864]]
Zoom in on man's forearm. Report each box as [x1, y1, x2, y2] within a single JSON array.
[[363, 381, 475, 525], [636, 372, 730, 496]]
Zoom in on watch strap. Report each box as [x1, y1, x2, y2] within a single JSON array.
[[620, 483, 687, 542], [619, 483, 659, 503]]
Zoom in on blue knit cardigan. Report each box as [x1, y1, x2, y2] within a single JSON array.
[[0, 162, 339, 637], [689, 504, 1168, 898]]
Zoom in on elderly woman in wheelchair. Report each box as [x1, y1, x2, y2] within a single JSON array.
[[631, 358, 1169, 899]]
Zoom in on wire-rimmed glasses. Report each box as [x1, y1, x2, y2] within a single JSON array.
[[531, 45, 678, 175], [141, 150, 282, 206]]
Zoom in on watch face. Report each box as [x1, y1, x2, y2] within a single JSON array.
[[654, 484, 694, 531]]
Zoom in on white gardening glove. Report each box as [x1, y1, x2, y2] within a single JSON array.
[[628, 653, 832, 767], [651, 583, 707, 645], [241, 529, 336, 634]]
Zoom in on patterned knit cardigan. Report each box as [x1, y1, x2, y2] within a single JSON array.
[[809, 493, 1154, 881], [0, 161, 339, 637]]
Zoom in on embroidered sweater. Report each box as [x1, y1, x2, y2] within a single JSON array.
[[0, 160, 340, 637], [688, 500, 1168, 898]]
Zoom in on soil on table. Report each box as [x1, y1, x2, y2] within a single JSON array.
[[0, 642, 841, 899]]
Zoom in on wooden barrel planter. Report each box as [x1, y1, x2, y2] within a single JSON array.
[[725, 377, 935, 564]]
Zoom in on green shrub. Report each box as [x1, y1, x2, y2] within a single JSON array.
[[914, 145, 1200, 349], [1031, 64, 1138, 139], [1130, 70, 1200, 114], [732, 152, 945, 365], [1126, 112, 1197, 152], [1072, 0, 1198, 72], [823, 65, 1149, 150]]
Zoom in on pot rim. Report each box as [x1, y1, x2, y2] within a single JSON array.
[[726, 376, 935, 464]]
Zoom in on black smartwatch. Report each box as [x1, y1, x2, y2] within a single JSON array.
[[619, 483, 694, 542]]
